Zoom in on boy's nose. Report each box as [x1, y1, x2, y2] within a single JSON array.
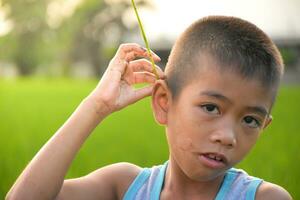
[[209, 127, 237, 148]]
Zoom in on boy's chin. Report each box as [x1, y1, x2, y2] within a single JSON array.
[[177, 161, 228, 182]]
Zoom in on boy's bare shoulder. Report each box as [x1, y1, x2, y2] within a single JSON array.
[[256, 181, 292, 200], [92, 162, 142, 199], [107, 162, 142, 199], [58, 162, 141, 200]]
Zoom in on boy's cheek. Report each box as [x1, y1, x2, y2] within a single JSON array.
[[172, 128, 207, 152], [166, 125, 195, 152], [176, 136, 194, 151]]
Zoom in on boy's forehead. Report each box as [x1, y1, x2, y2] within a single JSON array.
[[191, 51, 220, 73], [190, 52, 274, 92]]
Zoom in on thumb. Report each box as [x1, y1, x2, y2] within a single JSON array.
[[128, 85, 154, 105]]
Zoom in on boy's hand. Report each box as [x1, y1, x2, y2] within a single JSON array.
[[88, 43, 165, 116]]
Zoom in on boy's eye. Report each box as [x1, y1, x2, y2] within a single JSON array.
[[243, 116, 261, 128], [200, 104, 220, 115]]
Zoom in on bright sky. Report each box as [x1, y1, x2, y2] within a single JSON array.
[[0, 2, 13, 36], [139, 0, 300, 41], [1, 0, 299, 41]]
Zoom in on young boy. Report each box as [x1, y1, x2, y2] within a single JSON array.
[[6, 16, 292, 200]]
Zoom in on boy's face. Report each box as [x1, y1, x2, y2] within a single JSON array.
[[152, 57, 274, 181]]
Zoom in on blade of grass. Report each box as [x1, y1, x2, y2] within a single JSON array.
[[131, 0, 159, 79]]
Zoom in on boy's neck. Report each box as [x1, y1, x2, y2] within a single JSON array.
[[161, 158, 225, 200]]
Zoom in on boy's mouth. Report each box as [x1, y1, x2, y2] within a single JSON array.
[[198, 152, 228, 169]]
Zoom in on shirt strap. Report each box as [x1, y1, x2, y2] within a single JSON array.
[[123, 168, 151, 200], [150, 161, 168, 200], [215, 168, 239, 200], [245, 178, 263, 200]]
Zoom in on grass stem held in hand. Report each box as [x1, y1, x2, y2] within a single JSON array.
[[131, 0, 159, 79]]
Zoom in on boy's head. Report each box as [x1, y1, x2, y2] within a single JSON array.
[[165, 15, 284, 103], [151, 16, 284, 181]]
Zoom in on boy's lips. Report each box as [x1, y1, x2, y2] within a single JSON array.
[[197, 152, 228, 169]]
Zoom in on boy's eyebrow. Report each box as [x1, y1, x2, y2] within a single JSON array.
[[245, 106, 269, 117], [200, 90, 232, 104], [199, 90, 269, 117]]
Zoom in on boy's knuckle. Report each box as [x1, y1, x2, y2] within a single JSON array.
[[119, 44, 127, 51], [120, 43, 127, 48]]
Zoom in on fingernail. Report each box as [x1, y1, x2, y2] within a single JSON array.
[[139, 46, 147, 52], [153, 53, 161, 60]]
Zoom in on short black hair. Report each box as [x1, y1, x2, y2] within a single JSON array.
[[165, 16, 284, 101]]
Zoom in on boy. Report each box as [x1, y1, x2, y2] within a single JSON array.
[[6, 16, 292, 200]]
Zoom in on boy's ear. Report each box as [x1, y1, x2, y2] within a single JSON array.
[[262, 115, 273, 130], [151, 80, 170, 125]]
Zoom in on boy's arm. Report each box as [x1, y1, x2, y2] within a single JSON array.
[[6, 43, 164, 200], [56, 162, 142, 200], [256, 182, 293, 200]]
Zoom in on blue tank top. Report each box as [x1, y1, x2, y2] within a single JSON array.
[[123, 161, 263, 200]]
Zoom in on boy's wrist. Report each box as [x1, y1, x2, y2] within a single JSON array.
[[82, 96, 112, 120]]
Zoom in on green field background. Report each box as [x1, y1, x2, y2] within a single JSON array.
[[0, 79, 299, 199]]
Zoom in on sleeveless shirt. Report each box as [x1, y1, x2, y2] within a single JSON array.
[[123, 161, 262, 200]]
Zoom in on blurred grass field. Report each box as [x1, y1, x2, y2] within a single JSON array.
[[0, 78, 299, 199]]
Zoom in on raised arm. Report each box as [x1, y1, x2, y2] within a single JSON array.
[[6, 43, 164, 200]]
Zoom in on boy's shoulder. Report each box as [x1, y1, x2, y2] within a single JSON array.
[[75, 162, 141, 200], [256, 181, 292, 200], [232, 168, 292, 200], [57, 162, 141, 200], [101, 162, 142, 199]]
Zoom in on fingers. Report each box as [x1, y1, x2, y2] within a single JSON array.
[[128, 59, 165, 79], [127, 85, 154, 105], [135, 85, 154, 99], [131, 72, 156, 85], [116, 43, 161, 62], [107, 43, 161, 78]]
